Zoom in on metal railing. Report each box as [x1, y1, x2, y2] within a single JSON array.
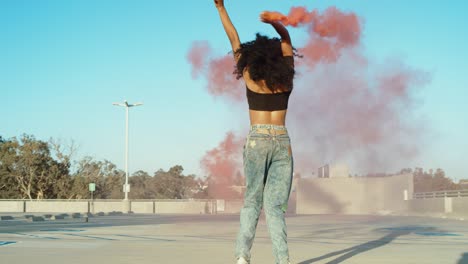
[[413, 190, 468, 199]]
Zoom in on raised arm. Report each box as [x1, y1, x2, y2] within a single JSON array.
[[260, 12, 293, 57], [214, 0, 241, 61]]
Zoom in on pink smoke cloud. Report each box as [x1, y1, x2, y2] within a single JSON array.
[[288, 54, 429, 174], [189, 6, 430, 195], [186, 42, 242, 102], [186, 41, 212, 78], [263, 6, 361, 66], [207, 56, 244, 101], [200, 132, 244, 199]]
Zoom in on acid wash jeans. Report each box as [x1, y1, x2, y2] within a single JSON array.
[[235, 124, 294, 264]]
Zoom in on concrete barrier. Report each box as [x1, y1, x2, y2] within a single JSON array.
[[296, 174, 413, 215], [26, 201, 88, 213], [0, 201, 24, 213], [224, 200, 243, 214], [408, 198, 445, 215], [92, 201, 125, 213], [2, 195, 463, 217], [156, 201, 209, 214], [131, 201, 154, 214], [452, 197, 468, 217]]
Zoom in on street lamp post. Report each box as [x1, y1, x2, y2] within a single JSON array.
[[113, 100, 143, 201]]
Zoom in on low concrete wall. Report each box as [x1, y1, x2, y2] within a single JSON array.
[[296, 174, 413, 215], [453, 197, 468, 216], [408, 198, 445, 214], [0, 200, 217, 214], [2, 195, 465, 217], [0, 201, 24, 213], [224, 200, 243, 214], [406, 197, 468, 218], [131, 201, 154, 214], [93, 201, 125, 213], [156, 201, 210, 214], [26, 201, 88, 213]]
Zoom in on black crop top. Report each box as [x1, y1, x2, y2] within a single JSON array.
[[246, 88, 291, 111], [246, 56, 294, 111]]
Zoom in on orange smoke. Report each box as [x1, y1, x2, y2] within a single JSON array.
[[200, 132, 244, 199]]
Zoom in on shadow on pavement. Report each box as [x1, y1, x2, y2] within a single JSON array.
[[458, 253, 468, 264], [297, 226, 437, 264]]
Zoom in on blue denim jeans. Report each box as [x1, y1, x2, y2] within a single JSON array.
[[235, 124, 294, 264]]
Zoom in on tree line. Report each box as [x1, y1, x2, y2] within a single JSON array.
[[401, 167, 462, 193], [362, 168, 463, 192], [0, 134, 464, 200], [0, 134, 210, 200]]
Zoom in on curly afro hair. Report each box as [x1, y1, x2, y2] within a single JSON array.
[[234, 33, 298, 92]]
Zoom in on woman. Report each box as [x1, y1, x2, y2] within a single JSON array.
[[214, 1, 296, 264]]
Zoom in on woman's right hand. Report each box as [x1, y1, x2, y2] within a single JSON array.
[[214, 0, 224, 9]]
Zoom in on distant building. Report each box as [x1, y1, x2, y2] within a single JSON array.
[[318, 164, 349, 178]]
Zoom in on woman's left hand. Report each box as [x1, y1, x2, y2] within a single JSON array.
[[260, 11, 288, 25], [260, 12, 272, 23]]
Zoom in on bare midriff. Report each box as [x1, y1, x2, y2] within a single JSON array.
[[249, 110, 287, 126]]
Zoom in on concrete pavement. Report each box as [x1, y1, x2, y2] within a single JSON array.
[[1, 214, 467, 264]]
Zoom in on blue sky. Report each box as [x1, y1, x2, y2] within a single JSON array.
[[2, 0, 467, 181]]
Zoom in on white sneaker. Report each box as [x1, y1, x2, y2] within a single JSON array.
[[236, 257, 249, 264]]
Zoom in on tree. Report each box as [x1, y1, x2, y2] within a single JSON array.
[[0, 135, 71, 199], [432, 168, 458, 191], [149, 165, 199, 199], [399, 168, 413, 174], [71, 157, 124, 199], [129, 170, 152, 199], [412, 167, 458, 192], [414, 167, 433, 192], [1, 133, 213, 200], [0, 137, 21, 198]]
